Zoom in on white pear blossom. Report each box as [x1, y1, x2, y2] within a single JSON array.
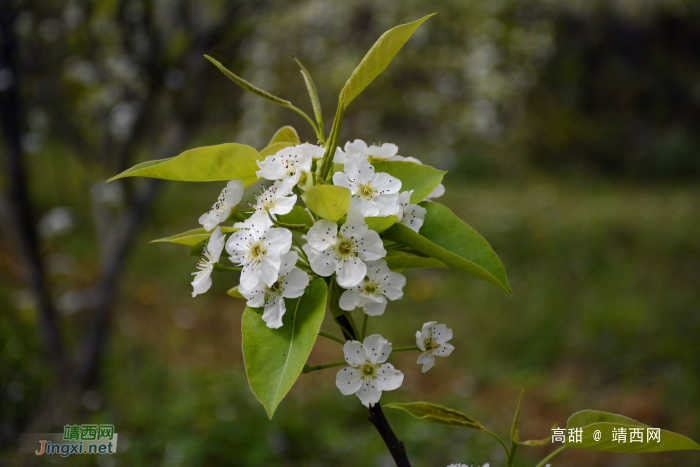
[[295, 142, 325, 160], [225, 221, 292, 289], [238, 251, 309, 329], [332, 154, 401, 217], [339, 259, 406, 316], [416, 321, 454, 373], [342, 139, 420, 163], [303, 209, 386, 288], [199, 179, 244, 231], [396, 190, 427, 233], [234, 179, 297, 230], [447, 464, 489, 467], [336, 334, 403, 407], [191, 227, 225, 297], [256, 145, 313, 184]]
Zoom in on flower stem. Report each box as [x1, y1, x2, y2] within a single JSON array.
[[284, 103, 321, 141], [318, 331, 345, 345], [269, 213, 307, 231], [361, 314, 368, 341], [534, 445, 567, 467], [483, 428, 510, 458], [213, 263, 242, 272], [392, 345, 420, 352], [302, 361, 346, 373]]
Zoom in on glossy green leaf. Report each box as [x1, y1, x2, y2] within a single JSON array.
[[108, 143, 262, 185], [227, 285, 245, 299], [383, 202, 511, 293], [294, 58, 324, 138], [302, 185, 351, 221], [386, 402, 485, 430], [151, 226, 238, 247], [563, 410, 700, 453], [242, 279, 327, 418], [277, 206, 314, 227], [366, 215, 397, 233], [189, 239, 206, 258], [339, 14, 436, 108], [384, 253, 448, 270], [268, 126, 300, 146], [372, 161, 445, 203], [205, 55, 291, 106], [260, 141, 295, 158]]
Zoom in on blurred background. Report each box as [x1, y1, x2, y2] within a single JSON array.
[[1, 0, 699, 466]]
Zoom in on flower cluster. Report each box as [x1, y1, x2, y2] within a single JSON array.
[[189, 138, 453, 405]]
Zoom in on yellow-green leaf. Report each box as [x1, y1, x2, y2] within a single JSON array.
[[302, 185, 351, 222], [227, 286, 245, 299], [366, 215, 397, 233], [372, 160, 445, 203], [108, 143, 262, 185], [151, 226, 238, 247], [386, 402, 485, 430], [268, 126, 300, 146], [260, 141, 295, 158], [205, 55, 290, 106]]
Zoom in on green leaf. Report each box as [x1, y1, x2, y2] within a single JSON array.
[[386, 402, 485, 430], [384, 253, 448, 270], [108, 143, 262, 185], [294, 58, 324, 139], [268, 126, 300, 146], [372, 161, 445, 203], [302, 185, 351, 221], [242, 279, 327, 418], [189, 239, 206, 258], [151, 226, 238, 247], [366, 215, 397, 233], [227, 286, 245, 299], [383, 202, 511, 293], [260, 141, 295, 158], [205, 55, 291, 106], [339, 14, 436, 108], [277, 206, 314, 228], [563, 410, 700, 453]]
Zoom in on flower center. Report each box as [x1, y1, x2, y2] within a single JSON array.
[[424, 336, 440, 352], [361, 280, 380, 295], [265, 280, 283, 299], [358, 182, 376, 200], [358, 361, 379, 379], [249, 241, 266, 261], [333, 237, 355, 259]]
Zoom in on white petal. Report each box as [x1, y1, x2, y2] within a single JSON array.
[[333, 147, 347, 163], [362, 334, 392, 364], [435, 343, 455, 357], [191, 267, 213, 297], [374, 193, 400, 217], [400, 204, 426, 232], [269, 194, 297, 215], [264, 228, 292, 255], [356, 378, 382, 407], [362, 297, 387, 316], [224, 179, 245, 206], [303, 243, 336, 277], [426, 183, 445, 199], [431, 323, 453, 344], [336, 257, 367, 288], [344, 139, 368, 157], [239, 266, 261, 289], [332, 172, 352, 190], [343, 340, 366, 367], [295, 143, 325, 160], [350, 197, 380, 217], [336, 367, 363, 395], [339, 289, 363, 311], [207, 226, 226, 263], [417, 353, 435, 373], [234, 212, 273, 231], [379, 271, 406, 301], [256, 255, 281, 287], [262, 296, 286, 329], [256, 160, 287, 181], [377, 363, 403, 391], [371, 173, 402, 194], [340, 208, 368, 236], [344, 153, 374, 183], [415, 330, 426, 351], [278, 251, 299, 277], [238, 284, 266, 307], [368, 143, 398, 159], [198, 210, 225, 232], [355, 230, 386, 261], [307, 220, 338, 251], [281, 268, 309, 298]]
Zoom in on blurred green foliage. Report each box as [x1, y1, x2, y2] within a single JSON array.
[[1, 0, 699, 466]]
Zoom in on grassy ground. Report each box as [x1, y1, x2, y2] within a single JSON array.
[[3, 175, 699, 466]]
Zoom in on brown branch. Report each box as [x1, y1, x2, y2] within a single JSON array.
[[0, 3, 65, 377]]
